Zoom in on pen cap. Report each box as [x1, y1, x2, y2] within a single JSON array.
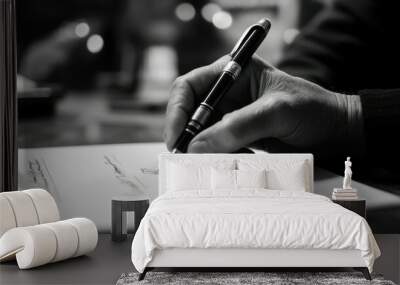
[[230, 18, 271, 57], [230, 18, 271, 65], [257, 18, 272, 31]]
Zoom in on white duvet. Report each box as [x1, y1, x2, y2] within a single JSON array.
[[131, 190, 380, 273]]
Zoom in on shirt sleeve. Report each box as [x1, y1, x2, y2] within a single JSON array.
[[277, 0, 395, 93], [277, 0, 400, 166]]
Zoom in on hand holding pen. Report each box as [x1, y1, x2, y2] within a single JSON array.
[[165, 18, 364, 156], [171, 19, 271, 153]]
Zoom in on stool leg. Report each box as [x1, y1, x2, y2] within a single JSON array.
[[112, 201, 127, 241]]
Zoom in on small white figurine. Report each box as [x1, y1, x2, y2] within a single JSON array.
[[343, 157, 352, 190]]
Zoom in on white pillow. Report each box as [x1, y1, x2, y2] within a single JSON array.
[[236, 169, 267, 189], [167, 160, 235, 191], [211, 168, 267, 190], [211, 168, 236, 190], [238, 159, 309, 191], [167, 162, 210, 191]]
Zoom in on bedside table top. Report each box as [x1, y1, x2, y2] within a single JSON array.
[[112, 194, 150, 202]]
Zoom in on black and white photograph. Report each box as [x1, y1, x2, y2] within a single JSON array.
[[1, 0, 400, 284]]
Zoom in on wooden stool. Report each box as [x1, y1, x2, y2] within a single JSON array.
[[111, 195, 149, 242]]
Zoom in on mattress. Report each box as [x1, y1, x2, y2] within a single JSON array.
[[131, 190, 380, 273]]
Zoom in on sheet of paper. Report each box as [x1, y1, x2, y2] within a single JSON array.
[[18, 143, 400, 232], [18, 143, 167, 231]]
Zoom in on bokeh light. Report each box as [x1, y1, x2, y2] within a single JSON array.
[[201, 3, 221, 22], [75, 22, 90, 38], [86, 34, 104, 53], [212, 11, 232, 29], [175, 3, 196, 22], [283, 28, 299, 44]]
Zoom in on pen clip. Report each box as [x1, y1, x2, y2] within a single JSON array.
[[229, 24, 260, 58]]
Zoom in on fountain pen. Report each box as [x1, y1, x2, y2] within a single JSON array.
[[172, 18, 271, 153]]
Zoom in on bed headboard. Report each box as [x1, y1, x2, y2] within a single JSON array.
[[158, 153, 313, 195]]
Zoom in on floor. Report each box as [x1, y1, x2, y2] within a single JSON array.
[[1, 234, 399, 285], [0, 234, 133, 285], [373, 235, 400, 283]]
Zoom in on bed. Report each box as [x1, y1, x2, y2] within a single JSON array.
[[131, 153, 380, 280]]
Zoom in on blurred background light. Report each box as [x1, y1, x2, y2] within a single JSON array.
[[75, 22, 90, 38], [283, 28, 299, 44], [86, 34, 104, 53], [212, 11, 232, 29], [201, 3, 221, 22], [175, 3, 196, 22]]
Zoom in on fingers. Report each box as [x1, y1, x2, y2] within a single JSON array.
[[164, 56, 230, 151], [187, 99, 275, 153]]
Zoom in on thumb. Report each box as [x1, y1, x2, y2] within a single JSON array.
[[187, 99, 275, 153]]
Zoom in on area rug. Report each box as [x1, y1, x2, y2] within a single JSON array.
[[116, 272, 396, 285]]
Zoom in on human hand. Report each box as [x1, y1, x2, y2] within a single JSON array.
[[164, 55, 364, 156]]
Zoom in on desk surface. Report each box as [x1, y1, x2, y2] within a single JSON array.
[[0, 234, 133, 285], [18, 143, 400, 233]]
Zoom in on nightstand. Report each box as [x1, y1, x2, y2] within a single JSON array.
[[332, 199, 366, 218]]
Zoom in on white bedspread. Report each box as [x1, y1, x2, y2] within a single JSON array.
[[131, 190, 380, 272]]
